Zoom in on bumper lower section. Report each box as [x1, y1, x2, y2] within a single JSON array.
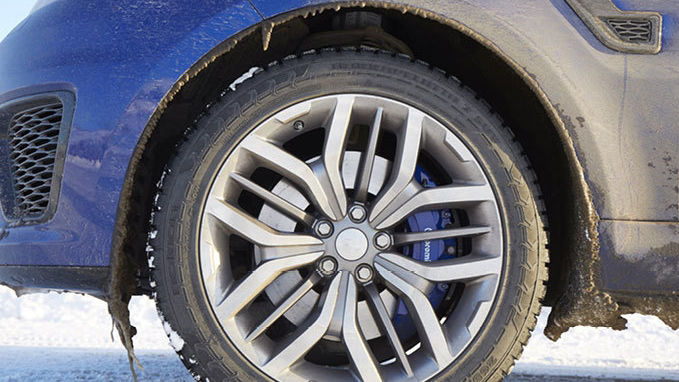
[[0, 265, 108, 297], [599, 220, 679, 295]]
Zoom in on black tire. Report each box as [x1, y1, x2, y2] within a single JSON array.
[[150, 49, 548, 381]]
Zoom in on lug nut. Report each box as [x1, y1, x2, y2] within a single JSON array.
[[348, 204, 367, 223], [314, 220, 333, 238], [373, 232, 392, 250], [318, 257, 338, 276], [293, 120, 304, 131], [355, 264, 374, 283]]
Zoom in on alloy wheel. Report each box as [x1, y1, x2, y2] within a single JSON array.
[[199, 94, 503, 381]]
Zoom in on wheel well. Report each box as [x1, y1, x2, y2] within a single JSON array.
[[111, 5, 580, 305]]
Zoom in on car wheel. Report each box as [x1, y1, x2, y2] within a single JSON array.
[[150, 49, 548, 381]]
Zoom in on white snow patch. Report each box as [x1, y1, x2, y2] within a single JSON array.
[[147, 255, 155, 269], [0, 289, 170, 350], [162, 320, 185, 352], [149, 230, 157, 239], [228, 67, 260, 91], [155, 170, 168, 188], [513, 307, 679, 378]]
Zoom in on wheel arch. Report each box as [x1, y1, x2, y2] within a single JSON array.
[[108, 1, 598, 344]]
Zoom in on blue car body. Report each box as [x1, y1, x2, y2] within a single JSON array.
[[0, 0, 261, 267], [0, 0, 677, 332]]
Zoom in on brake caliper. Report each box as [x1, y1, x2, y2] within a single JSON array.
[[392, 166, 455, 338]]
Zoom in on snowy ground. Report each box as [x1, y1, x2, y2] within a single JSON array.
[[1, 286, 678, 381]]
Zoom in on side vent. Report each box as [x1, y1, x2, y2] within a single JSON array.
[[0, 92, 74, 224], [606, 18, 653, 43], [566, 0, 662, 54]]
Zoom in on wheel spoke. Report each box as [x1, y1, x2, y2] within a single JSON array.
[[322, 95, 354, 218], [341, 274, 382, 382], [240, 134, 338, 220], [230, 172, 315, 226], [378, 252, 502, 283], [354, 107, 383, 202], [214, 251, 324, 320], [369, 109, 424, 222], [375, 263, 454, 368], [263, 274, 342, 376], [393, 225, 491, 246], [373, 184, 495, 229], [206, 197, 321, 252], [364, 284, 413, 377], [246, 273, 321, 342]]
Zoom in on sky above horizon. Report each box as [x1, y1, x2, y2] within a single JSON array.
[[0, 0, 38, 43]]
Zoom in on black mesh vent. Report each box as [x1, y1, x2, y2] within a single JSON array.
[[606, 18, 652, 43], [7, 101, 63, 219]]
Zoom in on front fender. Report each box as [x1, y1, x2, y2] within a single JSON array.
[[0, 0, 261, 266]]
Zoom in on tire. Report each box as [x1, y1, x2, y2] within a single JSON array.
[[150, 49, 548, 382]]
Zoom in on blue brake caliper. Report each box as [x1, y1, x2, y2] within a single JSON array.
[[392, 166, 455, 339]]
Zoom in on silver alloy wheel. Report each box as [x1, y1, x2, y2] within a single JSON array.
[[199, 94, 503, 381]]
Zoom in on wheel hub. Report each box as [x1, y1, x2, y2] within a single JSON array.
[[312, 212, 382, 275], [334, 227, 368, 261]]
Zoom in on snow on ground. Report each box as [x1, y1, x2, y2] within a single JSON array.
[[0, 287, 167, 350], [514, 309, 679, 380], [0, 347, 192, 382], [1, 285, 678, 381]]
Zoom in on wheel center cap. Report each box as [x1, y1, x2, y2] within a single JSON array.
[[335, 228, 368, 261]]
